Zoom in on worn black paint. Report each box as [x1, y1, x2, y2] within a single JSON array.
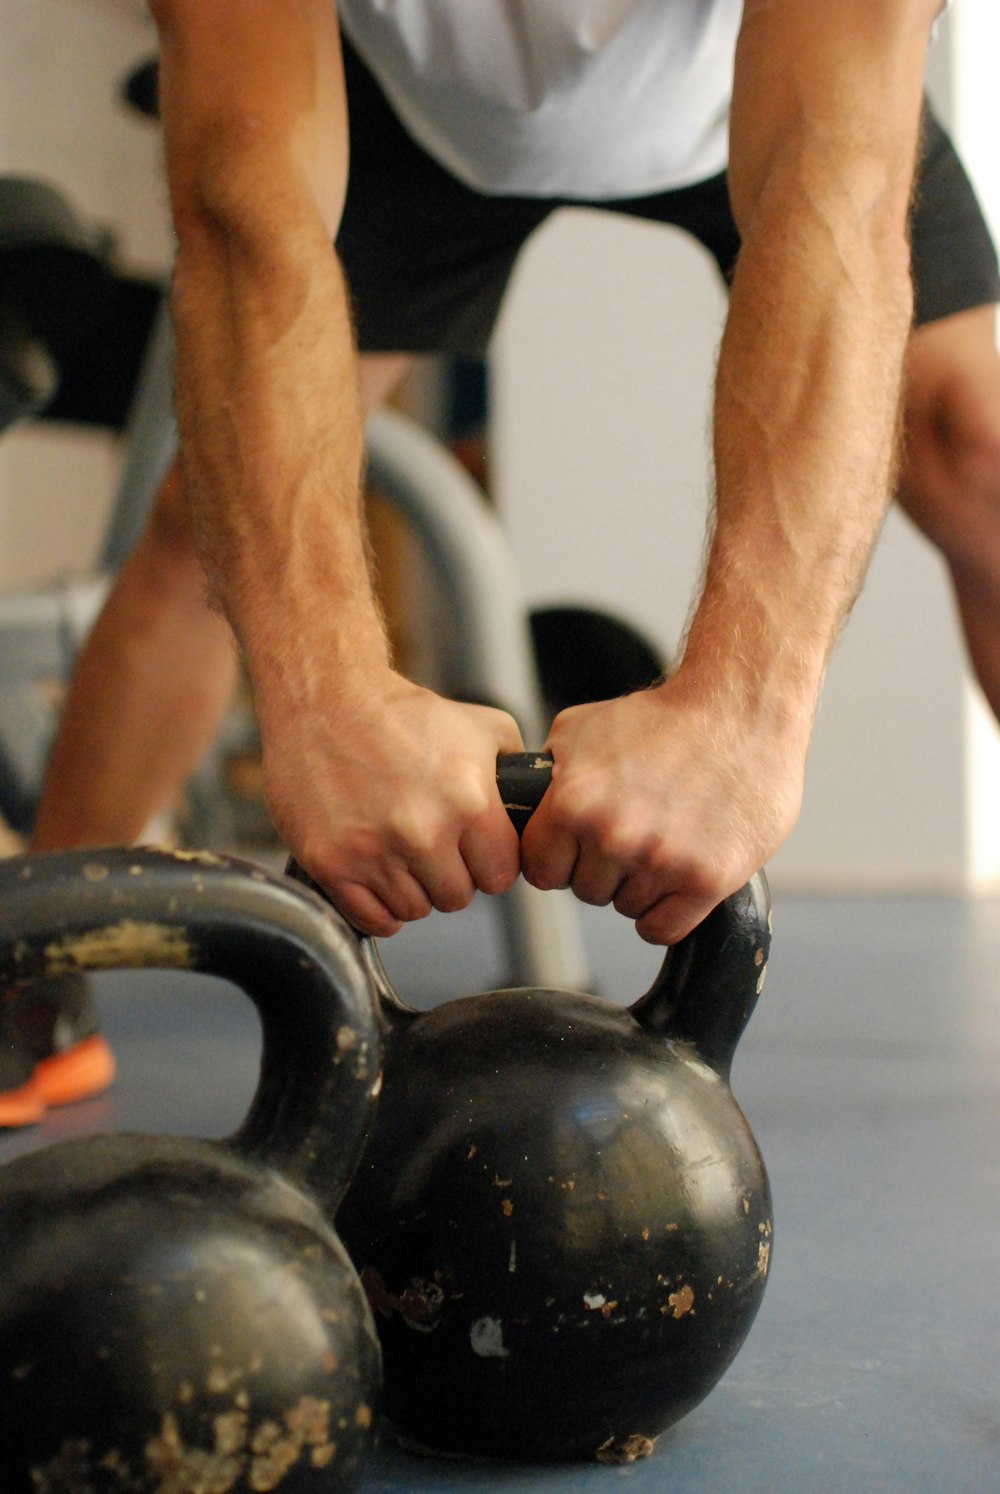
[[0, 847, 382, 1493]]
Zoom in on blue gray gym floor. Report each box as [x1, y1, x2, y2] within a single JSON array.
[[2, 885, 998, 1492]]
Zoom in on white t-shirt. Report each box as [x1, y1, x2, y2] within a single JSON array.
[[337, 0, 744, 199], [337, 1, 950, 201]]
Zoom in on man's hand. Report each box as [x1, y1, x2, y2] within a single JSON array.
[[259, 670, 525, 936], [520, 677, 806, 945]]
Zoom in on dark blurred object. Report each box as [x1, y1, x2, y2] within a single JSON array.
[[0, 53, 167, 437], [42, 273, 161, 430], [529, 603, 668, 721], [0, 178, 113, 431], [123, 56, 159, 120]]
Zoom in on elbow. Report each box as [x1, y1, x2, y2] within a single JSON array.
[[148, 1, 348, 243], [170, 116, 287, 236], [169, 116, 347, 262]]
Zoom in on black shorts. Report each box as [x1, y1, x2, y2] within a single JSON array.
[[336, 38, 1000, 355]]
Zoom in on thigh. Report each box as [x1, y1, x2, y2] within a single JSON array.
[[906, 303, 1000, 418], [358, 353, 412, 415]]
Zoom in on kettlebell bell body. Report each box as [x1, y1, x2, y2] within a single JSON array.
[[335, 845, 773, 1462], [0, 848, 382, 1493]]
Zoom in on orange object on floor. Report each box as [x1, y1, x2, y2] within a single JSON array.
[[0, 1032, 115, 1128], [0, 972, 116, 1128]]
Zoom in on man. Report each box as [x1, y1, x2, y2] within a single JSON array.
[[6, 1, 1000, 1119]]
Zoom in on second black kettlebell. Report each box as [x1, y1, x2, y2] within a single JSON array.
[[0, 847, 382, 1493]]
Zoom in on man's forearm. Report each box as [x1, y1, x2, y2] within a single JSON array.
[[679, 1, 935, 738], [170, 208, 390, 708], [152, 0, 389, 716], [683, 167, 913, 733]]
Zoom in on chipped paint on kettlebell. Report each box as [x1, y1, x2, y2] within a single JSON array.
[[43, 919, 195, 973]]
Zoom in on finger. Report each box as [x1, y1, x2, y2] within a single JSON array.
[[329, 856, 434, 932], [613, 871, 672, 922], [635, 892, 716, 947], [459, 806, 522, 897], [329, 882, 406, 939], [518, 761, 576, 889], [568, 846, 628, 907], [369, 869, 435, 926], [385, 766, 519, 905], [520, 814, 579, 891], [408, 842, 478, 912]]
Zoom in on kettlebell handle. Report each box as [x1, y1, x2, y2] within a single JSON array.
[[0, 848, 379, 1202], [497, 750, 554, 835], [288, 752, 770, 1073]]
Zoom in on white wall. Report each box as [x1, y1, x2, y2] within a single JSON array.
[[492, 12, 1000, 894], [0, 0, 170, 588]]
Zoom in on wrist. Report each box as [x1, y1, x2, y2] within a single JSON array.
[[669, 607, 822, 751], [675, 521, 845, 736], [246, 604, 394, 729]]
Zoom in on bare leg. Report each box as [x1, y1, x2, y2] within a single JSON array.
[[898, 304, 1000, 721], [10, 461, 226, 1121], [358, 352, 413, 413], [30, 350, 414, 852], [30, 462, 237, 850]]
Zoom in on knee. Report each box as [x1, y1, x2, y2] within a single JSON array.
[[145, 464, 197, 552], [942, 396, 1000, 501], [128, 463, 206, 589], [900, 346, 1000, 566]]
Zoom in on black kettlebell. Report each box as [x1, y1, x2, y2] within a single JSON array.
[[0, 846, 382, 1493], [295, 753, 773, 1463]]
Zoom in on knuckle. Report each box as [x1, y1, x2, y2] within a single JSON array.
[[455, 778, 493, 823], [337, 826, 380, 870], [433, 883, 475, 914], [680, 860, 725, 904], [636, 916, 676, 947], [368, 917, 405, 938], [649, 840, 724, 900], [574, 885, 615, 908], [385, 807, 438, 857], [554, 779, 600, 827], [295, 846, 346, 901], [339, 893, 402, 940], [613, 885, 648, 919], [595, 818, 645, 863], [477, 864, 519, 897], [484, 705, 522, 743], [521, 861, 562, 892], [645, 900, 709, 946], [387, 776, 494, 853]]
